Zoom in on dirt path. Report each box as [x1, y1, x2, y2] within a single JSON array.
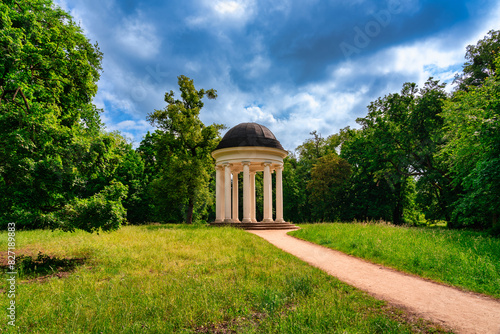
[[249, 229, 500, 334]]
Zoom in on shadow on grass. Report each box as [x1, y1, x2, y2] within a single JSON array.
[[1, 252, 86, 280]]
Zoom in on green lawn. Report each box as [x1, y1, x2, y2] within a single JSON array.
[[0, 224, 449, 333], [290, 223, 500, 299]]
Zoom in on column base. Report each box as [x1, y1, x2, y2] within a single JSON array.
[[232, 219, 241, 223], [242, 218, 252, 223], [223, 218, 233, 224], [210, 220, 242, 227], [262, 218, 274, 223], [274, 218, 285, 223], [239, 221, 299, 230], [214, 219, 223, 223], [251, 218, 257, 223]]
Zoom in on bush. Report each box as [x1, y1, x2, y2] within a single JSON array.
[[46, 181, 128, 233]]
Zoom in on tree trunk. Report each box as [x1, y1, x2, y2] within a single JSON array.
[[393, 202, 403, 225], [393, 182, 404, 225], [185, 198, 194, 224]]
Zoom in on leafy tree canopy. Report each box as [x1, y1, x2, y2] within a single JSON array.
[[454, 29, 500, 91], [147, 75, 223, 224], [307, 153, 351, 222], [0, 0, 128, 232], [441, 55, 500, 230]]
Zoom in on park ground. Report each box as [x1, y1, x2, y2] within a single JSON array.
[[1, 223, 499, 333]]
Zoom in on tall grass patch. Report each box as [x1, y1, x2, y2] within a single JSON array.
[[0, 225, 448, 333], [290, 223, 500, 298]]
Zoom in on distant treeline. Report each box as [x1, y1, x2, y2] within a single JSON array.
[[1, 1, 498, 234]]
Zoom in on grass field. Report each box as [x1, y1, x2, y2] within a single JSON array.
[[290, 223, 500, 299], [0, 224, 449, 333]]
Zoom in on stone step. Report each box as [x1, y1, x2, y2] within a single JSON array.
[[242, 226, 299, 230], [239, 223, 299, 230], [210, 222, 299, 230]]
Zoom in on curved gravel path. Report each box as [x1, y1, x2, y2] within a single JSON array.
[[249, 229, 500, 334]]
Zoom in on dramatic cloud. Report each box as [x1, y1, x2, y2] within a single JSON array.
[[54, 0, 500, 150]]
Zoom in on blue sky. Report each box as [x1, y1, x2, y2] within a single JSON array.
[[54, 0, 500, 151]]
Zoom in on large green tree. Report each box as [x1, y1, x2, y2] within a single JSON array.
[[147, 75, 223, 224], [0, 0, 127, 232], [341, 79, 451, 224], [441, 55, 500, 231]]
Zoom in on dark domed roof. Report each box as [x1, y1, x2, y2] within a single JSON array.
[[215, 123, 284, 150]]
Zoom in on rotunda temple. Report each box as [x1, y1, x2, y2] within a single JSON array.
[[211, 123, 298, 230]]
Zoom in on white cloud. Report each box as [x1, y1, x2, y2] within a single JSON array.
[[282, 91, 320, 112], [185, 61, 202, 73], [115, 12, 161, 59], [101, 117, 154, 147], [266, 0, 291, 15], [244, 106, 277, 124], [243, 55, 271, 78], [115, 119, 152, 131], [389, 41, 464, 78], [214, 1, 241, 14], [213, 0, 255, 19], [186, 0, 257, 29]]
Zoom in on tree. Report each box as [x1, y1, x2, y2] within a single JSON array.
[[147, 75, 223, 224], [114, 139, 151, 224], [286, 132, 342, 222], [131, 131, 162, 223], [283, 154, 309, 223], [440, 55, 500, 231], [454, 30, 500, 91], [339, 127, 398, 223], [307, 153, 352, 222], [351, 79, 453, 224], [0, 0, 128, 232]]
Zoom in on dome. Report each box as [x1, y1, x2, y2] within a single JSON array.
[[215, 123, 284, 150]]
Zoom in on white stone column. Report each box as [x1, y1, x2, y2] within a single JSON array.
[[232, 170, 240, 223], [275, 164, 285, 223], [224, 163, 232, 223], [242, 162, 252, 223], [215, 165, 224, 223], [250, 171, 257, 223], [262, 162, 273, 223]]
